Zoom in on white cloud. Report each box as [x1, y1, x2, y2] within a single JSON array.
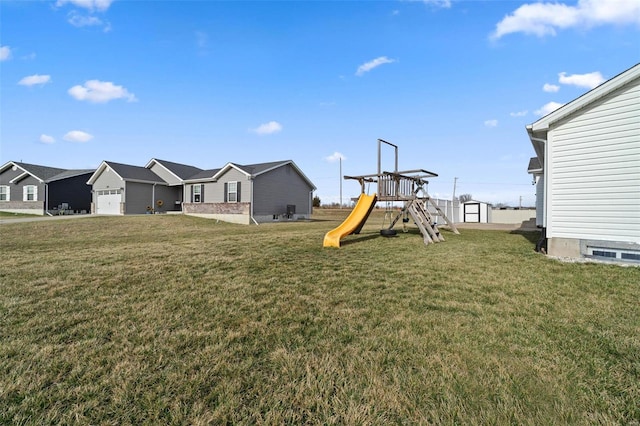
[[325, 152, 346, 162], [18, 74, 51, 87], [491, 0, 640, 40], [68, 80, 137, 103], [68, 12, 103, 27], [558, 71, 605, 89], [63, 130, 94, 143], [426, 0, 451, 7], [66, 11, 111, 32], [56, 0, 113, 12], [543, 83, 560, 93], [510, 110, 528, 117], [484, 119, 498, 128], [39, 134, 56, 144], [0, 46, 11, 61], [535, 101, 564, 116], [251, 121, 283, 135], [0, 46, 10, 61], [355, 56, 396, 76], [408, 0, 451, 8]]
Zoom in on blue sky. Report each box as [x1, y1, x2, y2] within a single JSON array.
[[1, 0, 639, 206]]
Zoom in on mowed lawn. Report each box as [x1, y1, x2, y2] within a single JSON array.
[[1, 210, 638, 425]]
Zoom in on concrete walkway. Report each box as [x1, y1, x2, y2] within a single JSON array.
[[0, 214, 97, 225]]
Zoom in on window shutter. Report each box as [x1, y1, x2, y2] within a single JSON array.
[[224, 183, 228, 202], [201, 184, 204, 202], [190, 185, 194, 202], [34, 186, 38, 201], [23, 186, 27, 201], [237, 182, 241, 202]]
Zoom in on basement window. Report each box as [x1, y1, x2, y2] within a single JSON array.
[[621, 252, 640, 261], [587, 246, 640, 263]]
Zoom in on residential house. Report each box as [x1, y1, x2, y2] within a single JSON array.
[[0, 161, 93, 215], [526, 62, 640, 262], [183, 160, 316, 224], [86, 160, 198, 215]]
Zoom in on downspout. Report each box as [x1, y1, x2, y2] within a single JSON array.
[[45, 183, 53, 216], [250, 177, 259, 225], [528, 128, 548, 253], [152, 183, 156, 213]]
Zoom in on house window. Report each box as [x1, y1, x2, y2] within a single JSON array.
[[0, 185, 9, 201], [193, 184, 202, 203], [227, 181, 238, 203], [24, 185, 37, 201]]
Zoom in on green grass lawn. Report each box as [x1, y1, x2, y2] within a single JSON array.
[[1, 211, 638, 424]]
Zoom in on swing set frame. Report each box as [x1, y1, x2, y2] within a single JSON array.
[[344, 139, 459, 239]]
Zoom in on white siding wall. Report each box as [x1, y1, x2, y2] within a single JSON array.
[[547, 78, 640, 243], [92, 168, 125, 206]]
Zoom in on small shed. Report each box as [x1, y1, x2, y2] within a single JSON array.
[[459, 200, 492, 223]]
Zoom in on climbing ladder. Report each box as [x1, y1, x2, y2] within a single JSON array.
[[387, 198, 459, 246], [425, 197, 459, 235]]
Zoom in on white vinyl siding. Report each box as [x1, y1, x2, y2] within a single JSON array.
[[0, 185, 9, 201], [23, 185, 38, 201], [547, 79, 640, 243]]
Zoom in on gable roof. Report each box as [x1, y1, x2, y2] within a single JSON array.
[[0, 161, 92, 183], [526, 62, 640, 173], [86, 161, 166, 185], [528, 62, 640, 134], [184, 160, 316, 190], [145, 158, 204, 180]]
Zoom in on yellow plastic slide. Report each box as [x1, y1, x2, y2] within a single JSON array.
[[323, 193, 377, 248]]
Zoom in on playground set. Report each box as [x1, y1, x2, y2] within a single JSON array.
[[323, 139, 459, 248]]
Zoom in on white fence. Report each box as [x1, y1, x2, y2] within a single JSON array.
[[427, 198, 535, 224]]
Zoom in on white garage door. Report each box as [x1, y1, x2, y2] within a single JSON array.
[[96, 190, 122, 215]]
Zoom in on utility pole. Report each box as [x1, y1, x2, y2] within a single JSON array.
[[452, 177, 458, 223], [519, 195, 522, 209], [339, 157, 342, 209]]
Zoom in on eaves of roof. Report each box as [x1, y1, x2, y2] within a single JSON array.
[[209, 160, 317, 190], [1, 161, 67, 183], [145, 158, 204, 181], [529, 62, 640, 133]]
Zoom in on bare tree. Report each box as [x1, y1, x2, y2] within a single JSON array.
[[458, 193, 473, 203]]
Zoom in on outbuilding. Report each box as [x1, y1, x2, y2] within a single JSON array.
[[459, 200, 492, 223]]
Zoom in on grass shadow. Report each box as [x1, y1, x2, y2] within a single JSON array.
[[340, 233, 381, 246], [510, 229, 542, 248]]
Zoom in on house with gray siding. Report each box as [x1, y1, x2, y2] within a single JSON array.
[[183, 160, 316, 224], [87, 160, 189, 215], [0, 161, 93, 215], [526, 62, 640, 263]]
